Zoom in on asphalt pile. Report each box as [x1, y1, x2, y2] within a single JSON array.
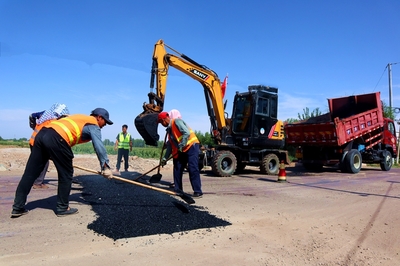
[[77, 174, 231, 240]]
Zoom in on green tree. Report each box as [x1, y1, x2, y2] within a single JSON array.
[[103, 139, 114, 146], [285, 118, 299, 124], [195, 131, 214, 147], [133, 139, 146, 147], [382, 101, 395, 120], [297, 107, 322, 121]]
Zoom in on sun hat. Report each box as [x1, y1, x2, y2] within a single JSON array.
[[91, 108, 113, 125]]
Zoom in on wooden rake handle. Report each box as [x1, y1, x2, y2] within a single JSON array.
[[73, 164, 195, 204]]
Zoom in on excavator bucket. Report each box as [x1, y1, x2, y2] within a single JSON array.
[[134, 112, 160, 146]]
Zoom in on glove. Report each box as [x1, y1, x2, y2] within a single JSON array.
[[101, 168, 113, 180], [178, 144, 184, 153], [160, 158, 167, 167]]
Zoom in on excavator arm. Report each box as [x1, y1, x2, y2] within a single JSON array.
[[135, 39, 227, 146]]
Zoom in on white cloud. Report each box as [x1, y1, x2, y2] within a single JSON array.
[[278, 92, 328, 121]]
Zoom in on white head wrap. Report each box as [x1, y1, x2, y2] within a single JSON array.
[[168, 109, 182, 119]]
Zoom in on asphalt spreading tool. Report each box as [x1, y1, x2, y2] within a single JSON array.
[[149, 134, 168, 183], [73, 165, 195, 204], [133, 164, 162, 181], [132, 155, 173, 182]]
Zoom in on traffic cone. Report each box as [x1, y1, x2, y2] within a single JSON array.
[[277, 161, 287, 182]]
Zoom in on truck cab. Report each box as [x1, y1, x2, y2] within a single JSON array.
[[383, 118, 397, 156]]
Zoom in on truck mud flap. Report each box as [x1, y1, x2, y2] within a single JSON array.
[[134, 113, 160, 146]]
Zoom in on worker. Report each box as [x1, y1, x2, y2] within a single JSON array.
[[168, 109, 182, 119], [11, 108, 114, 218], [114, 124, 133, 174], [158, 111, 203, 198], [29, 103, 70, 189], [166, 109, 183, 187]]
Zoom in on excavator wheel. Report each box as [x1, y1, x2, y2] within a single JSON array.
[[134, 113, 160, 146], [260, 153, 279, 175], [211, 150, 237, 177]]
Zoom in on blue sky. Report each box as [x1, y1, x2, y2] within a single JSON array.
[[1, 0, 399, 141]]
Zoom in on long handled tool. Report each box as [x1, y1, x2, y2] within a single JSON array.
[[73, 165, 195, 204], [149, 134, 168, 183], [133, 155, 173, 181]]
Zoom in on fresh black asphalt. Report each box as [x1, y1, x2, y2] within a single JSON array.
[[77, 174, 231, 240]]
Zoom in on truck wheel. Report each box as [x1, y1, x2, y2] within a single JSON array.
[[211, 150, 237, 177], [380, 150, 392, 171], [260, 154, 279, 175], [345, 149, 362, 174]]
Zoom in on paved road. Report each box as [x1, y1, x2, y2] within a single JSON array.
[[1, 164, 399, 265]]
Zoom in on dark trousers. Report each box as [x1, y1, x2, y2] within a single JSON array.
[[173, 143, 202, 194], [116, 148, 129, 171], [13, 128, 74, 213]]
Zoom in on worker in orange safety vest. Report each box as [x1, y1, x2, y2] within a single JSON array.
[[12, 108, 114, 218], [158, 111, 203, 198]]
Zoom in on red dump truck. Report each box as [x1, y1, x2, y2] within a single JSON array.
[[285, 92, 397, 173]]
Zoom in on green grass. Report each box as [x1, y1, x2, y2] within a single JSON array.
[[0, 140, 30, 148], [0, 140, 162, 159], [71, 142, 161, 158]]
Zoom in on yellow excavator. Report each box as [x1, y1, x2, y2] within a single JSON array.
[[135, 39, 288, 177]]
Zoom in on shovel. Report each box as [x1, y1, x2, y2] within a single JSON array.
[[73, 165, 195, 205], [133, 156, 172, 181], [149, 134, 168, 183]]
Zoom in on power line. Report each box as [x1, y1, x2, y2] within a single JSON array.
[[373, 62, 400, 92], [373, 65, 388, 91]]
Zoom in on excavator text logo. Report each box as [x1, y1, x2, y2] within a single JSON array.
[[190, 69, 209, 80]]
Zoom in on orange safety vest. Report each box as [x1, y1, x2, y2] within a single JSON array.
[[45, 114, 98, 147], [169, 119, 199, 158], [29, 120, 53, 146]]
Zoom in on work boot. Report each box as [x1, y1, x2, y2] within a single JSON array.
[[11, 208, 29, 218], [56, 208, 79, 217], [192, 192, 203, 198]]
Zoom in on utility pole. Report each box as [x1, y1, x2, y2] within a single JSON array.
[[388, 63, 393, 110], [387, 62, 399, 164]]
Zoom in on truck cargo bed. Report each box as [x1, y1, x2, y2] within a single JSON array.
[[285, 92, 384, 147]]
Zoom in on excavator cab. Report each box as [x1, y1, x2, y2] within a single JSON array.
[[230, 85, 284, 149]]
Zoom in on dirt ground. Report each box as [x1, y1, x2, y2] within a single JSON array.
[[0, 147, 399, 266]]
